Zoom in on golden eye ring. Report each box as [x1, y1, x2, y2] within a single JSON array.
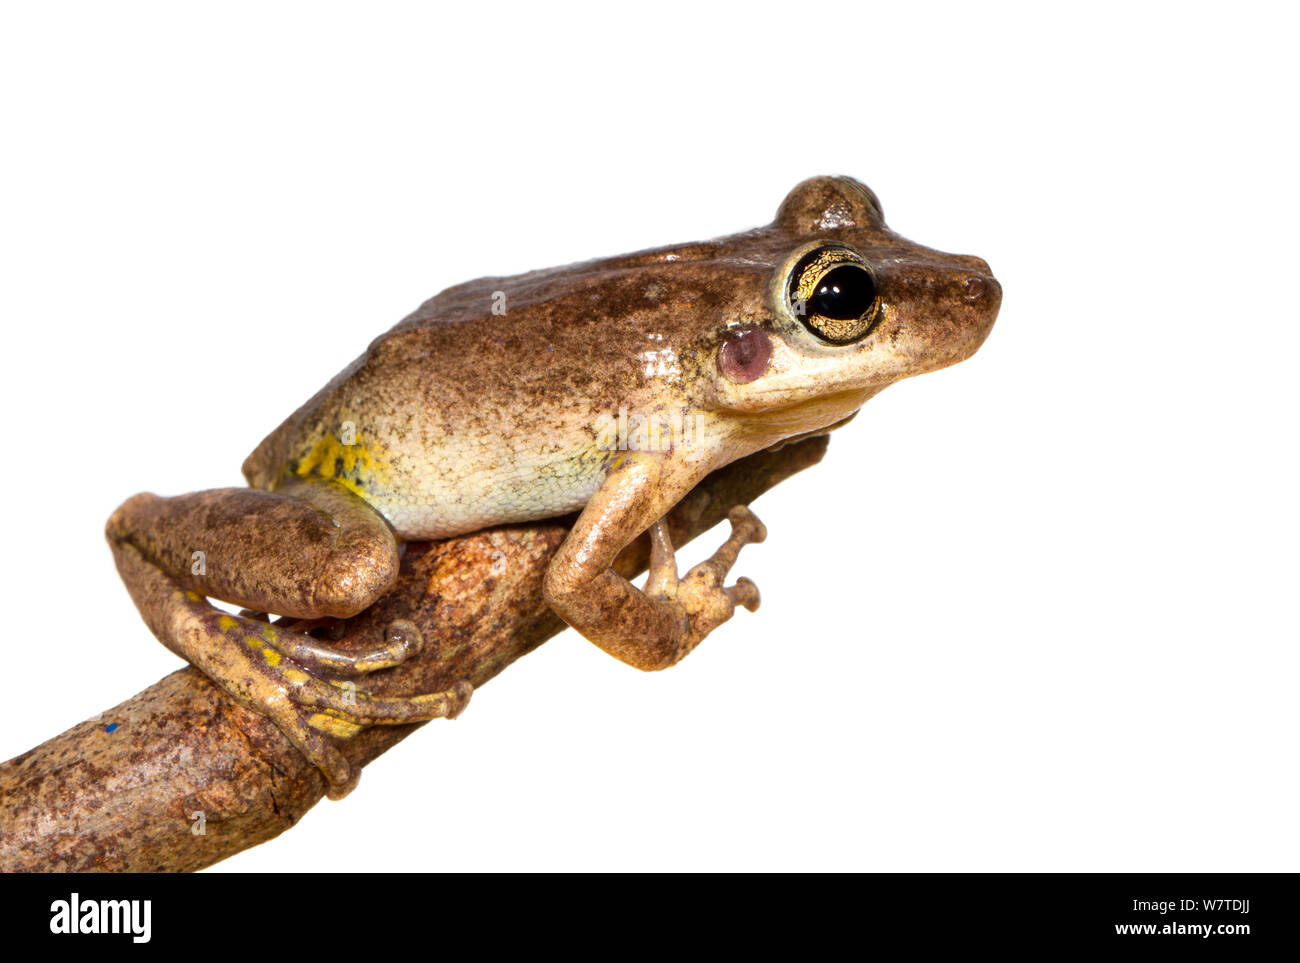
[[787, 245, 881, 344]]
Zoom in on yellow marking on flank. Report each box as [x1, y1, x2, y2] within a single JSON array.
[[292, 428, 389, 498], [261, 648, 282, 667], [185, 591, 204, 603], [284, 669, 310, 685], [217, 614, 237, 632]]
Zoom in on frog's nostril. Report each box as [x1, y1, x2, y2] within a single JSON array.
[[962, 273, 1002, 312], [960, 271, 1002, 310]]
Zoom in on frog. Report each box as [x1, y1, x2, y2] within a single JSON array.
[[106, 176, 1000, 797]]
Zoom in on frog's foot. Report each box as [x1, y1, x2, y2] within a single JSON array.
[[111, 539, 471, 798], [644, 505, 766, 666], [188, 602, 470, 798], [191, 603, 470, 799]]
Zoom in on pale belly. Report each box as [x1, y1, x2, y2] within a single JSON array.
[[359, 440, 614, 541]]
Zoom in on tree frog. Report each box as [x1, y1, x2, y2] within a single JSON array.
[[106, 176, 1000, 796]]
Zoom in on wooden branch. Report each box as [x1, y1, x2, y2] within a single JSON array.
[[0, 438, 827, 872]]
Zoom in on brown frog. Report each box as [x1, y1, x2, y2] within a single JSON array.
[[106, 176, 1001, 795]]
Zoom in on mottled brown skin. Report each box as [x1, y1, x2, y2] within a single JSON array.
[[105, 176, 1000, 796]]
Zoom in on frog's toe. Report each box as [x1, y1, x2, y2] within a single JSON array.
[[263, 702, 359, 798], [258, 618, 423, 678], [649, 505, 766, 667], [333, 619, 425, 674], [726, 576, 761, 613], [676, 565, 757, 638], [298, 676, 474, 727], [677, 505, 765, 614]]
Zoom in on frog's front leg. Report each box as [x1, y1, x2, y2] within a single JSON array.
[[105, 478, 471, 797], [543, 452, 766, 671]]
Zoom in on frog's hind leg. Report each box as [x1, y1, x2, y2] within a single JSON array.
[[106, 479, 472, 796], [109, 479, 406, 622]]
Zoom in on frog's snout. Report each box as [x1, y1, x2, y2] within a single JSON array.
[[923, 255, 1001, 365], [959, 261, 1001, 359]]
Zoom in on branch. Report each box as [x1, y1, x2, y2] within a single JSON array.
[[0, 438, 827, 872]]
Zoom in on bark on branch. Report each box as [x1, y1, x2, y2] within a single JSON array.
[[0, 438, 827, 872]]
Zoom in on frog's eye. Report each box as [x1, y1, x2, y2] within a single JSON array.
[[787, 245, 880, 344]]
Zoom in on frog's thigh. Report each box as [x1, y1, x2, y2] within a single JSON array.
[[105, 482, 473, 797], [543, 453, 766, 671], [106, 478, 399, 620]]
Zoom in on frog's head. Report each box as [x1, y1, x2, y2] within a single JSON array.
[[704, 176, 1000, 430]]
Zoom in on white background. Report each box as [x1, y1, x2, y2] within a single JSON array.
[[1, 2, 1295, 872]]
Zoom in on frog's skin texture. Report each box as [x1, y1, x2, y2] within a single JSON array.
[[106, 176, 1000, 796]]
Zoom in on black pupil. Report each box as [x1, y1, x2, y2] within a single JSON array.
[[809, 265, 875, 320]]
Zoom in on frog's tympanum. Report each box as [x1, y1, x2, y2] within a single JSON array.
[[107, 177, 1000, 796]]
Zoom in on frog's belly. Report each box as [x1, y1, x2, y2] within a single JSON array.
[[362, 447, 611, 541]]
